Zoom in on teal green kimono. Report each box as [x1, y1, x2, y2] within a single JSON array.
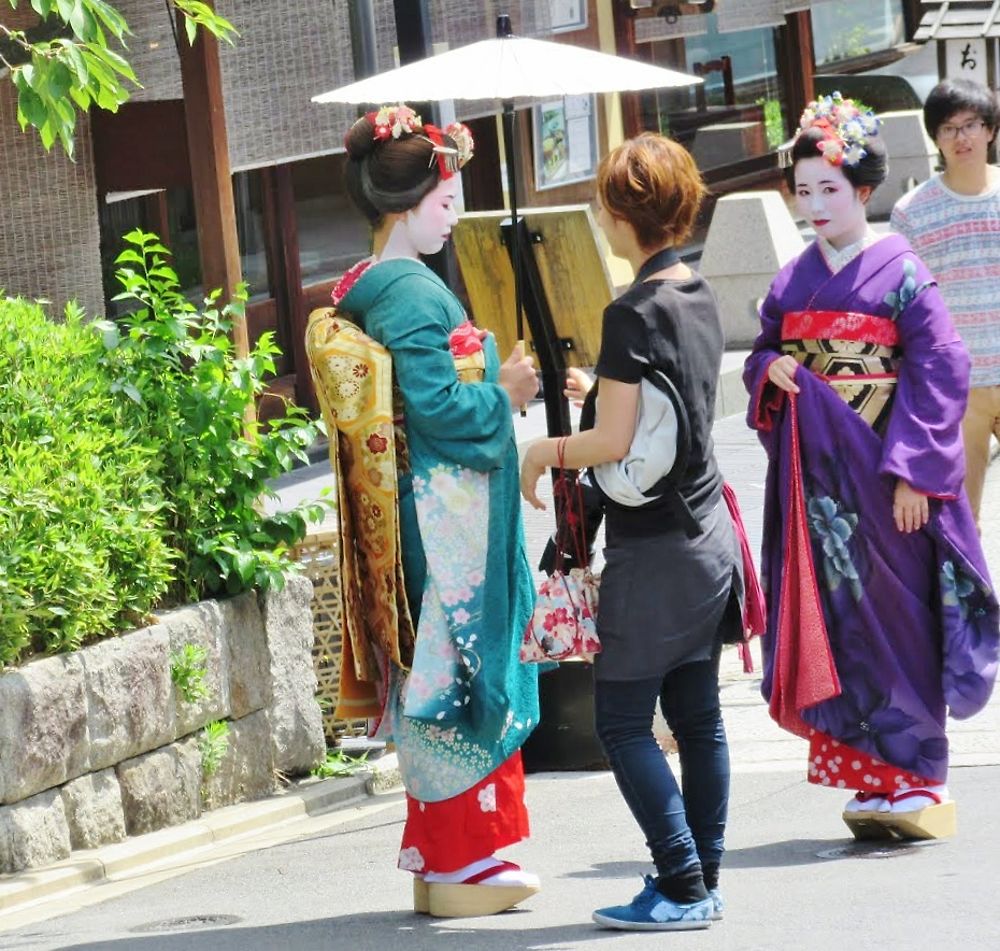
[[339, 258, 539, 802]]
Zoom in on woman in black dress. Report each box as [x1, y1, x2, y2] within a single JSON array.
[[521, 133, 743, 932]]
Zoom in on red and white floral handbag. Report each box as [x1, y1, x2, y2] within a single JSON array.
[[520, 438, 602, 664]]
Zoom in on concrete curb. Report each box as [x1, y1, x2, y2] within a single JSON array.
[[0, 756, 403, 918]]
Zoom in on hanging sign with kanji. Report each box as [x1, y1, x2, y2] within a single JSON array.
[[944, 38, 988, 87]]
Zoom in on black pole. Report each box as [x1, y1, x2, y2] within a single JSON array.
[[347, 0, 377, 79], [391, 0, 459, 288], [497, 15, 524, 342], [393, 0, 433, 66], [501, 102, 525, 343]]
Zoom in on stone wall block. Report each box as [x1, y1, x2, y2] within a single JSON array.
[[262, 575, 325, 775], [117, 738, 201, 836], [700, 192, 805, 347], [161, 601, 232, 738], [0, 653, 89, 805], [867, 109, 937, 219], [219, 591, 272, 718], [84, 627, 176, 772], [201, 711, 276, 811], [61, 769, 127, 851], [0, 789, 71, 874]]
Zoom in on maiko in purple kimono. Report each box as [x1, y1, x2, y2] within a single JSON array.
[[745, 232, 999, 800]]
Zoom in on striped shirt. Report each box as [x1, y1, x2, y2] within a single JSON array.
[[891, 172, 1000, 387]]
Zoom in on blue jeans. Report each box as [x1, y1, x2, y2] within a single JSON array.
[[594, 648, 729, 882]]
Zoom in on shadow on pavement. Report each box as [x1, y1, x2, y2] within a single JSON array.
[[558, 837, 841, 882], [561, 860, 647, 880], [56, 910, 626, 951], [723, 838, 846, 868]]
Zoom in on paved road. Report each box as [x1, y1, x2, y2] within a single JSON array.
[[5, 385, 999, 950], [5, 766, 1000, 950]]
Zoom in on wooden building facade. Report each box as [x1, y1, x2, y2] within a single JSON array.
[[0, 0, 930, 414]]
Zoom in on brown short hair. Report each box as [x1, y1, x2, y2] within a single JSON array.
[[596, 133, 706, 249]]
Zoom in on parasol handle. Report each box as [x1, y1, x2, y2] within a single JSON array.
[[516, 338, 528, 416], [498, 16, 525, 415]]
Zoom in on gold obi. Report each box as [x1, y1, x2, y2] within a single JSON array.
[[304, 307, 491, 719], [453, 351, 486, 383], [306, 307, 416, 719], [780, 310, 901, 433]]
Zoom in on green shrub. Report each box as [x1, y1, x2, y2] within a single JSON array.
[[97, 230, 327, 605], [170, 643, 210, 704], [0, 230, 326, 667], [756, 98, 786, 151], [311, 747, 370, 779], [0, 297, 173, 665], [199, 719, 231, 779]]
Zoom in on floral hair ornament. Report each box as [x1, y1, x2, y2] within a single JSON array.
[[369, 104, 423, 140], [792, 92, 880, 168], [421, 121, 475, 179], [364, 104, 475, 179]]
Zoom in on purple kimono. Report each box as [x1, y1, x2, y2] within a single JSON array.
[[744, 234, 999, 785]]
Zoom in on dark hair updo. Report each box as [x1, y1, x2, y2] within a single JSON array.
[[789, 125, 888, 192], [344, 109, 460, 226]]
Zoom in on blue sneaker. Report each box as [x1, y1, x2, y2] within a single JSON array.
[[592, 876, 714, 931], [709, 888, 724, 920]]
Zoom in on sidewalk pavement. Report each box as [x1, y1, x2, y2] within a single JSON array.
[[3, 362, 999, 940]]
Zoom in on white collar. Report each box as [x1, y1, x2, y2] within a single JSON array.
[[819, 228, 882, 274]]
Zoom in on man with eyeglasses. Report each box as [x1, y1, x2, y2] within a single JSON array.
[[892, 78, 1000, 526]]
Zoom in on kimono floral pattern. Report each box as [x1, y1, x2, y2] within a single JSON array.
[[387, 686, 534, 802], [746, 235, 999, 783], [815, 660, 949, 780], [941, 559, 976, 620], [401, 463, 490, 725], [883, 259, 933, 321], [807, 495, 863, 602], [477, 783, 497, 813], [385, 458, 535, 801], [398, 846, 425, 872], [361, 423, 395, 491], [338, 255, 539, 806]]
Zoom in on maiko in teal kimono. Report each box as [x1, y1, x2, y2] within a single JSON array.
[[338, 258, 539, 803]]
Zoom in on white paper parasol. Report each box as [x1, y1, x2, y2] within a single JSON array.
[[313, 14, 701, 341], [314, 30, 700, 105]]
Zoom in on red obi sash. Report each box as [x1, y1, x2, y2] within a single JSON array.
[[782, 310, 900, 347]]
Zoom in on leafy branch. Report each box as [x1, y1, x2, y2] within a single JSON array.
[[1, 0, 237, 157], [98, 229, 330, 605]]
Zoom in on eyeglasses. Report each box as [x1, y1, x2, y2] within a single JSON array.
[[937, 119, 987, 141]]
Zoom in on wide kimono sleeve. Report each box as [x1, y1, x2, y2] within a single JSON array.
[[367, 272, 515, 472], [743, 286, 788, 448], [878, 256, 971, 499]]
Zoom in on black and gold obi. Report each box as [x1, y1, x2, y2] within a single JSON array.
[[781, 310, 901, 434]]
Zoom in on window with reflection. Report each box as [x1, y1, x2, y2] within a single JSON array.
[[639, 13, 782, 174], [98, 188, 202, 315], [232, 170, 271, 302], [99, 193, 153, 317], [291, 153, 371, 287], [163, 187, 202, 300], [812, 0, 905, 68]]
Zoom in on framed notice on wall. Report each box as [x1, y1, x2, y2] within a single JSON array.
[[533, 94, 599, 191], [548, 0, 587, 33]]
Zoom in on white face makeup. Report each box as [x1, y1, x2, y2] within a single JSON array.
[[381, 175, 461, 260], [793, 156, 869, 251]]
